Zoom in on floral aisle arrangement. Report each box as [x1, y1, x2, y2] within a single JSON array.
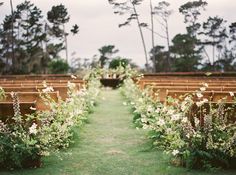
[[0, 77, 100, 169], [121, 78, 236, 170], [84, 65, 140, 83]]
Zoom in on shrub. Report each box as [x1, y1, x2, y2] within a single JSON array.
[[121, 78, 236, 170]]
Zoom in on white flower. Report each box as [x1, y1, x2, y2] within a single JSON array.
[[42, 86, 54, 93], [138, 98, 143, 102], [172, 149, 179, 156], [194, 118, 200, 126], [203, 83, 208, 87], [202, 98, 208, 103], [184, 96, 191, 101], [229, 92, 234, 97], [196, 92, 203, 98], [141, 117, 148, 123], [30, 106, 36, 111], [167, 109, 175, 115], [186, 133, 190, 139], [196, 98, 208, 107], [76, 109, 83, 115], [142, 124, 149, 130], [196, 101, 203, 107], [42, 81, 47, 88], [157, 118, 165, 126], [182, 117, 188, 123], [155, 108, 161, 113], [123, 102, 127, 106], [67, 81, 76, 88], [200, 87, 206, 91], [147, 105, 153, 113], [171, 114, 181, 121], [29, 123, 37, 135], [166, 128, 172, 134], [71, 75, 77, 79], [181, 101, 187, 111]]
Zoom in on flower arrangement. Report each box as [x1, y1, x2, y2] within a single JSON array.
[[0, 76, 101, 169], [121, 78, 236, 170]]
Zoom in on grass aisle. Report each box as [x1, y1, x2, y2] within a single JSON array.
[[2, 90, 235, 175]]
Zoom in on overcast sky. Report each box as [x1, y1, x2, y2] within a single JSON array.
[[0, 0, 235, 66]]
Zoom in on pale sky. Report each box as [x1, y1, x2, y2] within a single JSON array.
[[0, 0, 235, 67]]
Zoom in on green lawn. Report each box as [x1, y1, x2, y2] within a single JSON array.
[[1, 90, 236, 175]]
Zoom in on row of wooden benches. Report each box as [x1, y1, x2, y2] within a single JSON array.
[[0, 79, 84, 84], [0, 91, 60, 121], [151, 90, 234, 102], [139, 81, 236, 89], [0, 85, 83, 121], [0, 74, 81, 80]]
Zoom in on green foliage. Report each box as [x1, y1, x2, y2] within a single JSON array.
[[121, 78, 236, 170], [98, 45, 119, 68], [71, 24, 79, 35], [109, 57, 129, 69], [150, 45, 171, 72], [0, 77, 100, 169], [47, 4, 69, 25], [171, 34, 202, 71], [179, 0, 208, 36], [48, 59, 69, 74]]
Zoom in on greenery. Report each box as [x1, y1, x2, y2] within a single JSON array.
[[2, 90, 235, 175], [0, 1, 78, 74], [98, 45, 119, 68], [121, 78, 236, 170], [109, 57, 129, 69], [0, 78, 100, 169], [48, 59, 69, 74]]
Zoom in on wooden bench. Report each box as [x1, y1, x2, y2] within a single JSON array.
[[0, 92, 60, 111], [1, 86, 73, 100], [0, 102, 36, 122], [165, 90, 235, 102]]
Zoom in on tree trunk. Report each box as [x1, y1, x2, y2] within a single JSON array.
[[131, 1, 149, 70], [10, 0, 15, 74], [165, 19, 171, 71], [63, 24, 69, 64], [150, 0, 156, 72]]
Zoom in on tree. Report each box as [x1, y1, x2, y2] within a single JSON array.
[[47, 4, 70, 63], [152, 1, 173, 71], [14, 0, 45, 73], [10, 0, 15, 72], [171, 34, 202, 72], [229, 22, 236, 51], [179, 0, 208, 36], [200, 16, 228, 65], [178, 0, 207, 71], [0, 1, 45, 74], [0, 14, 15, 73], [150, 45, 171, 72], [109, 57, 129, 69], [71, 24, 79, 35], [47, 5, 79, 64], [108, 0, 149, 69], [48, 58, 69, 74], [98, 45, 119, 68]]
